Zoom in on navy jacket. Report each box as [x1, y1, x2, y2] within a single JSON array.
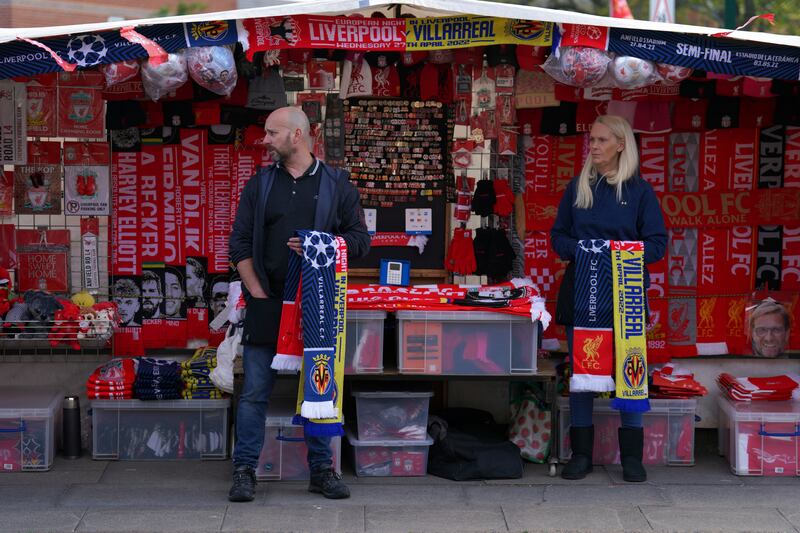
[[551, 174, 667, 285], [229, 161, 370, 296]]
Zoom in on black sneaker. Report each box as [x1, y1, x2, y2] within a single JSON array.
[[308, 469, 350, 499], [228, 465, 256, 502]]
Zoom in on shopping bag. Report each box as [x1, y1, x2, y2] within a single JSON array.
[[508, 382, 552, 463]]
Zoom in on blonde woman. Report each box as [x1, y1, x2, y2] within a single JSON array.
[[551, 115, 667, 482]]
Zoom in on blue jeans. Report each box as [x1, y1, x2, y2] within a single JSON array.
[[566, 327, 643, 429], [233, 343, 333, 472]]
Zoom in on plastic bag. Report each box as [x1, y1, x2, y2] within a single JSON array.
[[508, 383, 552, 463], [542, 46, 610, 88], [100, 59, 140, 87], [609, 55, 658, 89], [186, 46, 237, 96], [656, 62, 693, 84], [209, 323, 240, 394], [140, 52, 188, 101]]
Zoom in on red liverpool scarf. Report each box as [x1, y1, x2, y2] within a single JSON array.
[[273, 230, 347, 437]]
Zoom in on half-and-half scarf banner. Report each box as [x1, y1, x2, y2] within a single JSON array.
[[610, 241, 650, 413], [571, 240, 650, 412], [237, 15, 554, 59], [272, 230, 347, 437], [571, 239, 616, 393]]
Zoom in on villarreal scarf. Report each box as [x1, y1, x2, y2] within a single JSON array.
[[571, 240, 650, 412], [610, 241, 650, 412], [271, 230, 347, 437]]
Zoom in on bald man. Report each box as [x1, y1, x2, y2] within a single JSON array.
[[228, 106, 370, 502]]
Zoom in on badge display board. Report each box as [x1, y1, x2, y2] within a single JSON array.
[[344, 99, 448, 270]]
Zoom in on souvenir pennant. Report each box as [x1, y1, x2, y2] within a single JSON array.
[[16, 229, 70, 293], [81, 217, 100, 290], [610, 241, 650, 412], [26, 82, 57, 136], [406, 16, 553, 50], [58, 87, 104, 138]]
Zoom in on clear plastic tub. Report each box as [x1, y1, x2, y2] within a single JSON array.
[[396, 310, 538, 375], [557, 397, 696, 465], [91, 399, 229, 460], [0, 388, 63, 472], [345, 310, 386, 374], [718, 396, 800, 476], [353, 391, 432, 441], [346, 429, 433, 477], [256, 406, 341, 481]]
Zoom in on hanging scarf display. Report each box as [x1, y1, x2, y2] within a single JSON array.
[[610, 241, 650, 413], [272, 230, 347, 437], [571, 239, 615, 393]]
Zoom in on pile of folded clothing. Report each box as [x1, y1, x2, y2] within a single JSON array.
[[86, 358, 137, 400], [649, 363, 708, 399], [717, 372, 800, 402], [181, 347, 225, 399], [134, 358, 182, 400]]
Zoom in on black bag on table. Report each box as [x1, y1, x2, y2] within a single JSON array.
[[427, 407, 523, 481]]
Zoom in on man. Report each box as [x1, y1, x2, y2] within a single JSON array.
[[164, 266, 186, 319], [186, 257, 207, 307], [749, 299, 791, 358], [113, 277, 141, 327], [140, 270, 163, 320], [209, 276, 229, 323], [228, 106, 370, 502]]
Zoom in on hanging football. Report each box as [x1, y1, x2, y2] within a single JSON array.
[[656, 62, 694, 83], [559, 46, 610, 87], [610, 56, 656, 88]]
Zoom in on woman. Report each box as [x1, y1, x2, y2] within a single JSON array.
[[551, 115, 667, 482]]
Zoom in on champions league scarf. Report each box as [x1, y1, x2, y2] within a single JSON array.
[[609, 241, 650, 413], [571, 240, 650, 412], [272, 230, 347, 437]]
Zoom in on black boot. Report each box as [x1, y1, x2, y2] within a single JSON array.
[[561, 425, 594, 480], [619, 427, 647, 482], [228, 465, 257, 502], [309, 468, 350, 499]]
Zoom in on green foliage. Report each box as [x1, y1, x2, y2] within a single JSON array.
[[153, 1, 208, 17]]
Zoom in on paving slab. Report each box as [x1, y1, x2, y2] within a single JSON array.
[[740, 474, 800, 486], [60, 484, 230, 508], [77, 506, 226, 532], [260, 483, 469, 506], [99, 460, 232, 488], [0, 483, 68, 508], [544, 483, 669, 506], [640, 505, 797, 532], [503, 504, 651, 532], [486, 463, 613, 485], [778, 507, 800, 531], [462, 485, 545, 506], [222, 504, 365, 532], [365, 505, 507, 533], [0, 508, 84, 533], [661, 485, 800, 508], [605, 456, 743, 485]]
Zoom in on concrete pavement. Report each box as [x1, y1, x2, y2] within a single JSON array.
[[0, 430, 798, 533]]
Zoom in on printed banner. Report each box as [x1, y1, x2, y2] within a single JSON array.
[[26, 83, 57, 136], [0, 224, 16, 269], [206, 144, 232, 274], [63, 141, 110, 165], [756, 225, 782, 290], [111, 151, 140, 276], [64, 165, 110, 215], [161, 145, 184, 266], [700, 128, 757, 192], [759, 125, 785, 189], [783, 226, 800, 291], [524, 135, 554, 195], [139, 146, 162, 264], [784, 127, 800, 188], [14, 164, 61, 215], [16, 229, 71, 293], [0, 80, 27, 165], [0, 170, 11, 216], [58, 87, 104, 138], [81, 217, 100, 290], [558, 24, 609, 50], [553, 134, 584, 193], [638, 133, 668, 192], [669, 132, 699, 192], [608, 27, 800, 81], [180, 129, 206, 259], [0, 22, 236, 79], [405, 16, 553, 50]]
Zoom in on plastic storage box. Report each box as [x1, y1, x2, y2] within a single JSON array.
[[718, 396, 799, 476], [346, 429, 433, 477], [345, 310, 386, 374], [557, 397, 696, 465], [0, 388, 63, 472], [396, 310, 538, 375], [353, 391, 432, 441], [256, 407, 341, 481], [91, 399, 229, 460]]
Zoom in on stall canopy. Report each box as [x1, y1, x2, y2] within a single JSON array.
[[1, 0, 800, 82]]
